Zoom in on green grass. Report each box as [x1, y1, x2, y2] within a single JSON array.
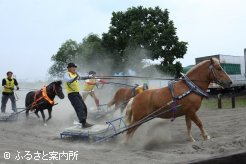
[[201, 94, 246, 109]]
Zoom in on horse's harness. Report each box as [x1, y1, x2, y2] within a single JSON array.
[[168, 63, 221, 121], [208, 64, 225, 86], [31, 85, 56, 109]]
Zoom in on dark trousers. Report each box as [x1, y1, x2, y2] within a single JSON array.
[[68, 92, 87, 123], [1, 93, 17, 113]]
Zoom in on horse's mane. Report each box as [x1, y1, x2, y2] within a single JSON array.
[[50, 80, 62, 86], [186, 58, 220, 75], [46, 81, 62, 89]]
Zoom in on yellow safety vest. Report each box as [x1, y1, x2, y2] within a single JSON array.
[[83, 79, 97, 91], [3, 78, 15, 93], [135, 86, 144, 94], [64, 72, 80, 93]]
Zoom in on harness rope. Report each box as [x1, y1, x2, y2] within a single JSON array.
[[11, 101, 57, 117], [96, 103, 182, 143], [31, 85, 55, 110]]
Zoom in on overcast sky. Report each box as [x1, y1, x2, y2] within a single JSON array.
[[0, 0, 245, 81]]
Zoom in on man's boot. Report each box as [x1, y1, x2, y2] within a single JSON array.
[[81, 120, 93, 128], [82, 122, 93, 128]]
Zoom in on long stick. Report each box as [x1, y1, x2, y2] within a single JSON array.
[[105, 82, 135, 87], [95, 75, 174, 81], [80, 75, 174, 81], [10, 103, 58, 117]]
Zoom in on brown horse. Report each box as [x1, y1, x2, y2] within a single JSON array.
[[124, 58, 232, 142], [107, 84, 148, 113]]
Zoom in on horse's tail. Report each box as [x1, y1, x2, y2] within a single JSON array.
[[107, 96, 116, 109], [25, 92, 34, 109], [25, 92, 31, 108], [124, 98, 134, 125]]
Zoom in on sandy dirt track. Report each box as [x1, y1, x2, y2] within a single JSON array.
[[0, 89, 246, 164]]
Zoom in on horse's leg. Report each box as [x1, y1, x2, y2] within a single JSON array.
[[120, 106, 124, 114], [34, 109, 40, 118], [123, 125, 139, 144], [185, 115, 195, 142], [126, 126, 138, 138], [115, 103, 120, 111], [190, 113, 210, 140], [46, 108, 52, 122], [26, 108, 29, 119], [120, 103, 127, 114], [40, 110, 46, 124]]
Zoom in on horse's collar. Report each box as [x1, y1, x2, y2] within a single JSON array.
[[168, 74, 209, 101], [31, 86, 54, 108], [182, 74, 209, 98], [42, 86, 55, 105], [167, 73, 209, 122]]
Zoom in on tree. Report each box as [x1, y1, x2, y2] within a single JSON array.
[[49, 34, 112, 78], [49, 39, 79, 78], [102, 6, 187, 75], [75, 34, 112, 74], [49, 6, 187, 78]]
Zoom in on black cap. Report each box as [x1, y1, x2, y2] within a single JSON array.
[[67, 63, 77, 68], [88, 71, 96, 75], [7, 71, 13, 75]]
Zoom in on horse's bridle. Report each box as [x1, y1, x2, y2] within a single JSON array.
[[208, 63, 225, 86], [52, 84, 58, 95]]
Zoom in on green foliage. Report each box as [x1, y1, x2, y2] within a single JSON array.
[[49, 6, 188, 78], [76, 34, 111, 73], [49, 34, 112, 78], [49, 39, 79, 77], [102, 6, 188, 75]]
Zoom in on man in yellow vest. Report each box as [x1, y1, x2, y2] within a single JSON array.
[[131, 83, 149, 97], [1, 71, 19, 113], [82, 71, 106, 110], [63, 63, 93, 128], [135, 83, 149, 94]]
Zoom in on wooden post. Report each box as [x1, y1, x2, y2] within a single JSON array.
[[218, 93, 222, 109], [231, 88, 235, 108]]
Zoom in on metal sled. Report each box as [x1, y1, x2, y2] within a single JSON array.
[[60, 116, 127, 141], [0, 113, 18, 121]]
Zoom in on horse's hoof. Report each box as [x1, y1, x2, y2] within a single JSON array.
[[205, 135, 211, 140], [44, 123, 47, 127], [120, 138, 128, 145], [202, 134, 210, 140], [189, 138, 196, 142]]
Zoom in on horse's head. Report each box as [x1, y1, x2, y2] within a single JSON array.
[[208, 58, 232, 88], [51, 80, 65, 99]]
